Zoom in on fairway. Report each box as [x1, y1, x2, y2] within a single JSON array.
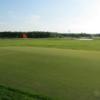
[[0, 39, 100, 100]]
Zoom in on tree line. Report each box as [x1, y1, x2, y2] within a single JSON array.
[[0, 31, 99, 38]]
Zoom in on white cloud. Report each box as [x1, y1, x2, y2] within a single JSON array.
[[67, 0, 100, 33], [1, 0, 100, 33], [45, 0, 100, 33], [0, 15, 42, 31]]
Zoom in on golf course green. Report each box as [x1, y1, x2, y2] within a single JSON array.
[[0, 39, 100, 100]]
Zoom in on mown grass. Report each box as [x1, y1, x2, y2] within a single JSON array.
[[0, 39, 100, 100], [0, 38, 100, 51]]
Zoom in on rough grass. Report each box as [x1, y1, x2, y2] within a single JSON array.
[[0, 85, 50, 100], [0, 39, 100, 100]]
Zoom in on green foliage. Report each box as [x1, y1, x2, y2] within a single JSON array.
[[0, 31, 95, 38]]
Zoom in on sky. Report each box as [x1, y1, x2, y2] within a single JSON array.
[[0, 0, 100, 33]]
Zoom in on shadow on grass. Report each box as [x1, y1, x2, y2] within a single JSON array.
[[0, 85, 52, 100]]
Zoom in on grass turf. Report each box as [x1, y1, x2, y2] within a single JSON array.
[[0, 85, 50, 100], [0, 38, 100, 51], [0, 39, 100, 100]]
